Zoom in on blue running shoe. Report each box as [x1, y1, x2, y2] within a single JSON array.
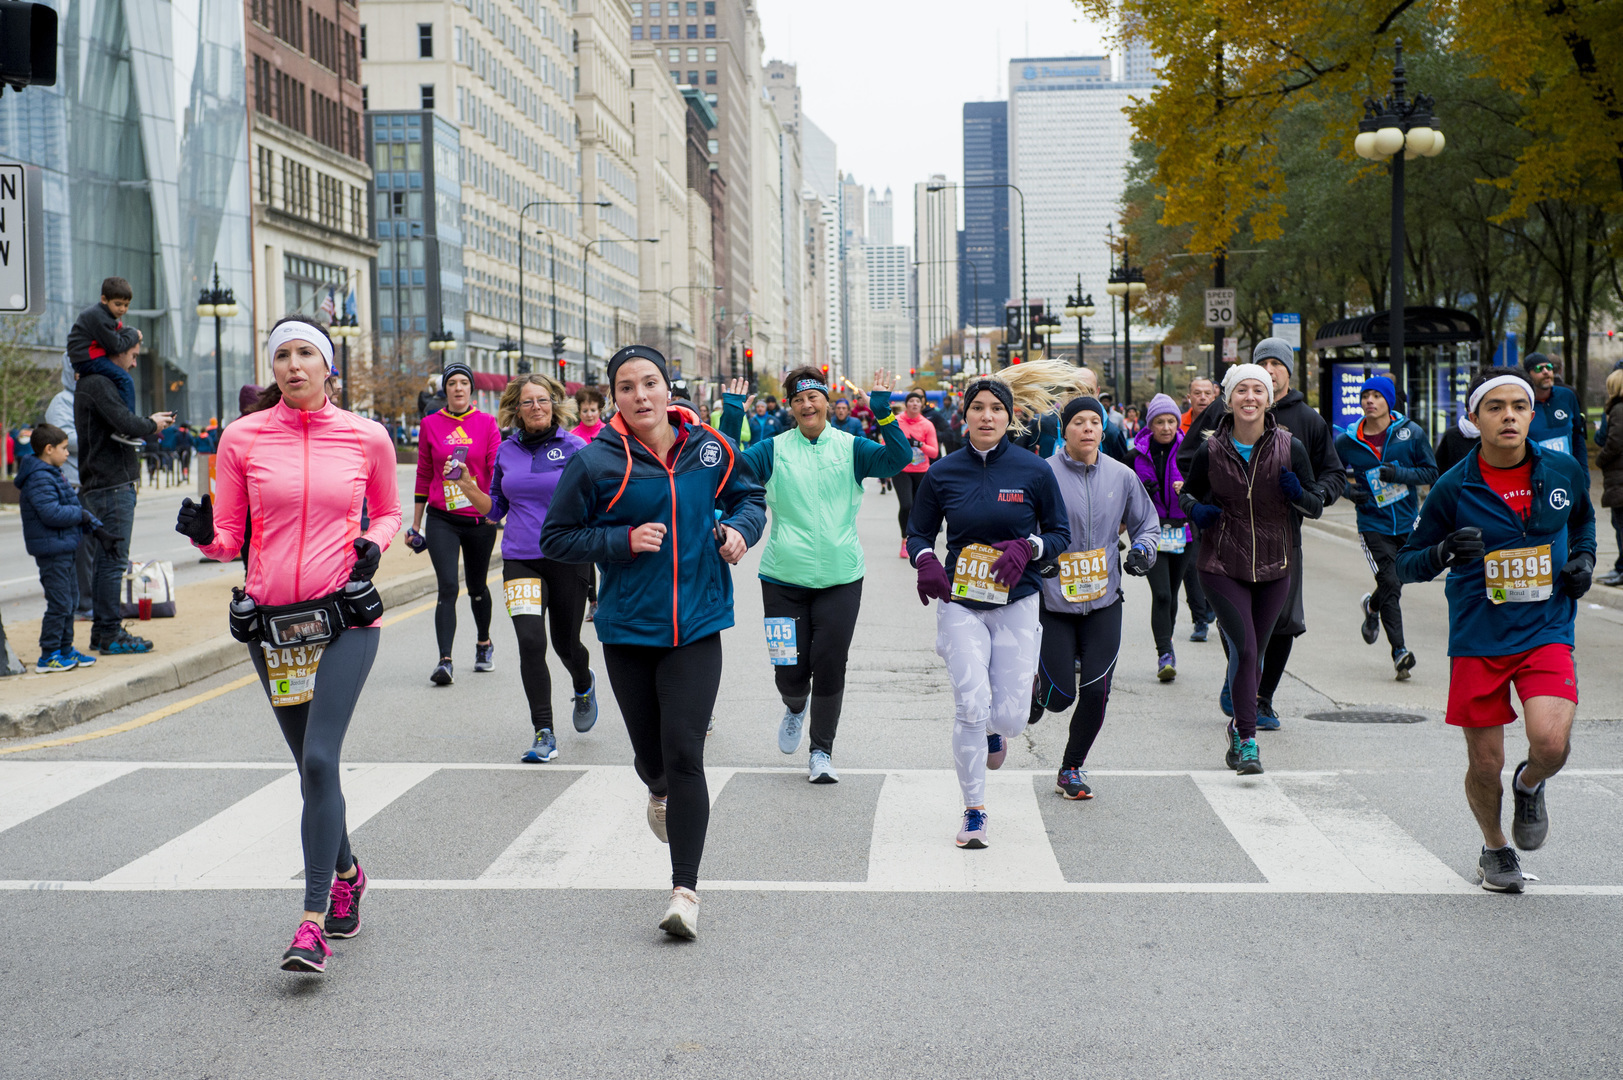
[[1219, 675, 1234, 718], [956, 807, 989, 849], [1237, 738, 1263, 775], [1054, 768, 1093, 800], [35, 650, 77, 673], [1255, 698, 1281, 731], [986, 732, 1007, 770], [1157, 651, 1176, 682], [777, 705, 806, 754], [1189, 621, 1209, 643], [68, 648, 97, 668], [572, 670, 599, 733], [808, 749, 839, 784], [521, 729, 558, 763]]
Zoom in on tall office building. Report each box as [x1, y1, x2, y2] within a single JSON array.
[[1121, 31, 1158, 82], [961, 101, 1009, 333], [845, 244, 911, 386], [800, 114, 839, 377], [0, 2, 252, 421], [867, 188, 894, 246], [913, 175, 958, 370], [840, 173, 865, 247], [246, 0, 376, 388], [630, 46, 703, 374]]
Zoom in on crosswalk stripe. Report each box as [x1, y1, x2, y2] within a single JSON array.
[[1273, 774, 1473, 893], [0, 762, 142, 834], [1190, 773, 1381, 891], [866, 770, 1065, 891]]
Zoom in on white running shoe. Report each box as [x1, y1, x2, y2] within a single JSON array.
[[808, 749, 839, 784], [647, 794, 668, 843], [659, 887, 699, 940]]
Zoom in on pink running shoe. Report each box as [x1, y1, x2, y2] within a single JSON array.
[[281, 920, 332, 973], [986, 732, 1008, 770], [325, 861, 367, 939], [956, 807, 989, 849]]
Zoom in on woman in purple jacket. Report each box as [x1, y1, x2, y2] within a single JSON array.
[[1128, 394, 1193, 682], [455, 374, 599, 764]]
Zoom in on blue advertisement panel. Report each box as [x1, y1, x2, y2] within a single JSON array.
[[1330, 364, 1376, 435], [1435, 363, 1472, 430]]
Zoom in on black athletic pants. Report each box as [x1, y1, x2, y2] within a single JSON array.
[[503, 558, 593, 732], [760, 578, 862, 755], [602, 633, 724, 891], [1182, 530, 1214, 625], [1030, 599, 1122, 769], [250, 628, 378, 912], [1201, 574, 1291, 739], [1256, 546, 1306, 703], [1146, 548, 1194, 655], [1359, 531, 1407, 652], [425, 508, 496, 659], [895, 471, 926, 538]]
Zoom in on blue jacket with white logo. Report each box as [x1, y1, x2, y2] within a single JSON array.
[[1397, 444, 1595, 657], [1528, 384, 1588, 482], [1333, 413, 1439, 536]]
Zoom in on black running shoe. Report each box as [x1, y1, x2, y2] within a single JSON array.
[[1511, 761, 1549, 851], [1055, 768, 1093, 800], [430, 659, 453, 686], [1224, 723, 1242, 771], [1477, 845, 1525, 893], [1360, 593, 1380, 645], [1236, 738, 1263, 775], [280, 920, 332, 972], [324, 861, 367, 939]]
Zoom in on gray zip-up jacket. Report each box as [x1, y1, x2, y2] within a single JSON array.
[[1041, 448, 1161, 615]]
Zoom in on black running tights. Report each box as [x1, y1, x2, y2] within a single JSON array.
[[1146, 547, 1193, 655], [602, 634, 723, 891], [504, 558, 593, 732], [1200, 573, 1291, 739], [250, 628, 378, 912], [425, 510, 496, 659], [895, 471, 925, 538], [760, 578, 863, 755], [1031, 599, 1122, 769]]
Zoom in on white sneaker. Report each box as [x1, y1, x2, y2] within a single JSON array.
[[659, 887, 699, 939], [647, 794, 668, 844], [808, 749, 839, 784]]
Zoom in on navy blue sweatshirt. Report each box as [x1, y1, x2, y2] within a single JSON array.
[[905, 436, 1070, 611]]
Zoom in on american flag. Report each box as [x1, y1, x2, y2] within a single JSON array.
[[320, 286, 337, 321]]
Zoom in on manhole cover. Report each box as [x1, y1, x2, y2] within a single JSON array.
[[1305, 710, 1427, 724]]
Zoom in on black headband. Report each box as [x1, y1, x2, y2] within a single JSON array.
[[1061, 395, 1106, 430], [962, 378, 1013, 416], [605, 345, 671, 390]]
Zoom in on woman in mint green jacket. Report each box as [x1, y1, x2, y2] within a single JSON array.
[[722, 367, 911, 782]]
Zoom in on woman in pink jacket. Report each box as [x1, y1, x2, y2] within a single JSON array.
[[894, 389, 940, 557], [175, 315, 401, 974], [407, 360, 501, 685]]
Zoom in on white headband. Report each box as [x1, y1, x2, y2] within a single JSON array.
[[267, 323, 334, 371], [1222, 363, 1272, 405], [1467, 374, 1531, 416]]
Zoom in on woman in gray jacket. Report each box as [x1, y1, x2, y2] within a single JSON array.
[[1030, 395, 1161, 800]]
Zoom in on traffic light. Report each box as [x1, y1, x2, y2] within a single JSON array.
[[821, 364, 829, 378], [729, 343, 738, 378], [556, 358, 566, 380], [909, 367, 917, 377], [0, 3, 57, 92], [743, 347, 754, 380], [995, 343, 1009, 367], [551, 334, 565, 360]]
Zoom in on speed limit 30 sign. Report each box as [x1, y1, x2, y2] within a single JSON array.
[[1204, 288, 1236, 328]]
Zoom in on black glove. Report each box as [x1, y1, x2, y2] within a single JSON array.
[[1378, 465, 1403, 483], [1189, 502, 1222, 530], [175, 495, 214, 545], [1122, 545, 1153, 577], [350, 537, 382, 581], [1559, 553, 1594, 599], [1278, 468, 1304, 502], [91, 526, 122, 556], [80, 509, 95, 526], [1143, 478, 1162, 501], [1346, 484, 1372, 507], [1433, 527, 1485, 568]]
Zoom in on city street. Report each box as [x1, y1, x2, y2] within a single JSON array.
[[2, 487, 1621, 1079]]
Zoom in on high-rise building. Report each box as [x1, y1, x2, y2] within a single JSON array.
[[961, 101, 1009, 333], [630, 47, 704, 375], [799, 113, 839, 378], [845, 244, 911, 386], [867, 188, 894, 247], [913, 175, 958, 371], [1121, 31, 1157, 82], [0, 2, 253, 421], [749, 75, 788, 377], [246, 0, 376, 390], [840, 173, 865, 247]]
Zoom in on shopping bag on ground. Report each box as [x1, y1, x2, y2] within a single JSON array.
[[119, 560, 178, 619]]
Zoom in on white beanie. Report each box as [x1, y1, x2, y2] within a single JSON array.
[[1222, 363, 1272, 406]]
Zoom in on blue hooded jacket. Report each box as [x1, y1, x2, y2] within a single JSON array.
[[1397, 444, 1594, 657], [1333, 412, 1439, 536], [540, 406, 766, 647], [18, 455, 100, 557], [1527, 383, 1588, 482]]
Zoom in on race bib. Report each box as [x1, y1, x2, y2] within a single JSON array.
[[1366, 466, 1409, 508], [1058, 548, 1110, 603], [261, 643, 324, 707], [952, 543, 1010, 605], [1157, 524, 1188, 553], [909, 440, 926, 468], [1484, 544, 1554, 605], [764, 616, 798, 665], [504, 577, 544, 618], [1537, 434, 1571, 456], [444, 479, 472, 511]]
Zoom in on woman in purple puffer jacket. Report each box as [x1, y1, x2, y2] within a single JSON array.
[[1127, 394, 1193, 683]]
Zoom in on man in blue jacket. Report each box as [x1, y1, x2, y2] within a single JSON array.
[[1522, 352, 1588, 482], [1398, 367, 1595, 894], [1335, 374, 1438, 679]]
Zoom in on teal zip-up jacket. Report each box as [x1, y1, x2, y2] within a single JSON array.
[[1527, 384, 1588, 482], [1333, 412, 1438, 536]]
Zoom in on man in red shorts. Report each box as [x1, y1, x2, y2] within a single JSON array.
[[1399, 367, 1595, 892]]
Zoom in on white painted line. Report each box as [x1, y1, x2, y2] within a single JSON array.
[[480, 766, 735, 888], [1190, 773, 1373, 891], [866, 770, 1065, 891], [1274, 774, 1474, 894], [0, 762, 142, 834]]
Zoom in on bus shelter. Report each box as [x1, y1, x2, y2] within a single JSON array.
[[1313, 306, 1482, 436]]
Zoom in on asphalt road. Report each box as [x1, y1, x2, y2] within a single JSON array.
[[3, 483, 1621, 1079]]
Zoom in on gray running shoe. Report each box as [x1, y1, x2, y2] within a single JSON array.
[[1360, 593, 1380, 645], [808, 749, 839, 784], [1477, 845, 1525, 892], [1511, 761, 1549, 851], [572, 670, 599, 733], [777, 705, 806, 754], [647, 795, 668, 844]]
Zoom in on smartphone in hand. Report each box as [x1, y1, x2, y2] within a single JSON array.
[[446, 445, 469, 480]]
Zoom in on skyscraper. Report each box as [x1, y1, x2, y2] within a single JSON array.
[[867, 188, 894, 247], [913, 175, 958, 371], [845, 243, 911, 386], [961, 101, 1009, 333]]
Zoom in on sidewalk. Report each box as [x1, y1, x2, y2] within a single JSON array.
[[0, 542, 489, 739]]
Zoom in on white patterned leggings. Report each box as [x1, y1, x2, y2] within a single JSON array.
[[935, 593, 1042, 807]]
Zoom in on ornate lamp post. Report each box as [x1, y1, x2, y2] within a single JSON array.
[[1063, 281, 1096, 367], [1104, 246, 1146, 406], [195, 262, 238, 425], [329, 314, 362, 410]]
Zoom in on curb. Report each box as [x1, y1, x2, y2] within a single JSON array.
[[0, 562, 493, 741]]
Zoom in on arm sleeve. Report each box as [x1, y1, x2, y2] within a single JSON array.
[[1573, 396, 1592, 481], [919, 420, 939, 461], [716, 400, 775, 482], [1597, 405, 1623, 470], [716, 440, 768, 546], [1396, 481, 1453, 584], [414, 421, 433, 502], [194, 430, 249, 561], [24, 481, 88, 530], [904, 471, 945, 565], [485, 459, 509, 524], [1287, 438, 1324, 519], [45, 394, 76, 454], [92, 309, 140, 356], [83, 378, 157, 439], [1178, 442, 1213, 515], [1177, 401, 1224, 473], [855, 406, 913, 480], [359, 429, 403, 552], [540, 455, 635, 564]]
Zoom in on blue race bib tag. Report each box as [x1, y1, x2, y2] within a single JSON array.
[[764, 617, 798, 665], [1365, 466, 1408, 508], [1537, 434, 1571, 456]]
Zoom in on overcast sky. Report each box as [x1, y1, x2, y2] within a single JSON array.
[[756, 0, 1113, 243]]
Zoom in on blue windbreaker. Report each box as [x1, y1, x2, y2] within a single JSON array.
[[540, 406, 766, 647], [1333, 412, 1439, 536], [1527, 384, 1588, 482], [1397, 444, 1595, 657]]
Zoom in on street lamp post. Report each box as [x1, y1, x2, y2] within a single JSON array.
[[582, 237, 659, 385], [494, 339, 520, 378], [929, 182, 1023, 370], [1062, 281, 1096, 368], [194, 262, 239, 425], [666, 284, 721, 369], [1353, 39, 1444, 400], [329, 314, 362, 410], [428, 325, 457, 357], [519, 198, 610, 376], [1104, 238, 1147, 406]]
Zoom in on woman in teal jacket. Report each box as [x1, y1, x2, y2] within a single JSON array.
[[721, 367, 911, 782]]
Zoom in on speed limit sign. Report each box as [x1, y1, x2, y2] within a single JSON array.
[[1204, 288, 1236, 328]]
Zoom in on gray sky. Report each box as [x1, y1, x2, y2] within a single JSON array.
[[757, 0, 1112, 243]]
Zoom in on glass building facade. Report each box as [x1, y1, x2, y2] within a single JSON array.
[[961, 101, 1010, 330], [0, 0, 253, 423]]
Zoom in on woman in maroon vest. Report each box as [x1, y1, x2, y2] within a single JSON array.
[[1178, 364, 1323, 776]]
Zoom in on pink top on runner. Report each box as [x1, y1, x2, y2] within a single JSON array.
[[571, 419, 605, 443], [414, 407, 501, 517]]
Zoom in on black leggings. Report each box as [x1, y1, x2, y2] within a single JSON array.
[[504, 558, 593, 732], [1146, 547, 1194, 654], [1360, 531, 1407, 651], [895, 471, 926, 537], [249, 628, 378, 912], [425, 509, 496, 659], [1031, 599, 1122, 769], [760, 578, 863, 755], [602, 633, 724, 891], [1200, 573, 1291, 739]]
